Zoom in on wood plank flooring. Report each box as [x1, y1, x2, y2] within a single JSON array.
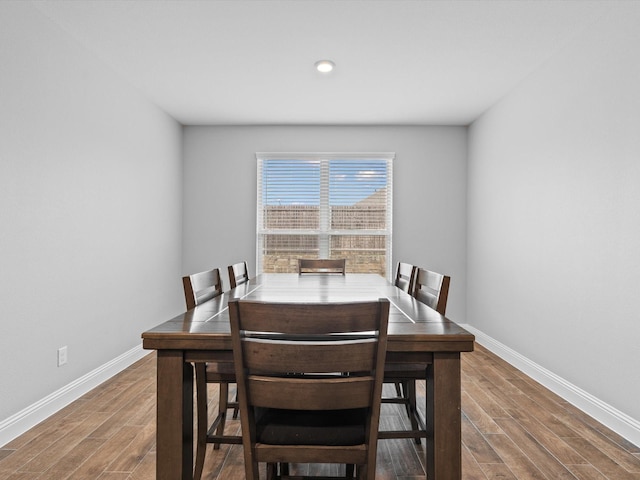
[[1, 344, 638, 479]]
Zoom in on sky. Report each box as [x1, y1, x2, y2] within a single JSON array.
[[261, 158, 388, 206]]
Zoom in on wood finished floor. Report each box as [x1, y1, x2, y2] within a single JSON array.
[[1, 344, 638, 479]]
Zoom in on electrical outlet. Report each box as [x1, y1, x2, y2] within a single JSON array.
[[57, 346, 68, 366]]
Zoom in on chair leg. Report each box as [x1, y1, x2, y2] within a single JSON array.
[[405, 380, 421, 445], [246, 459, 260, 480], [232, 386, 239, 419], [214, 382, 229, 450], [401, 380, 412, 418], [394, 381, 403, 397], [194, 363, 208, 480], [346, 464, 355, 477], [266, 462, 277, 480]]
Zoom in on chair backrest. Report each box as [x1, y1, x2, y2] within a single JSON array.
[[182, 268, 223, 310], [413, 268, 450, 315], [394, 262, 416, 294], [227, 261, 249, 289], [298, 258, 346, 275], [229, 298, 389, 478]]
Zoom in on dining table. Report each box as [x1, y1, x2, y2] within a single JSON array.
[[142, 273, 475, 480]]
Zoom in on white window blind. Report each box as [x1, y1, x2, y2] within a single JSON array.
[[256, 153, 393, 279]]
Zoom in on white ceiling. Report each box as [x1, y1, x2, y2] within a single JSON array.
[[31, 0, 614, 126]]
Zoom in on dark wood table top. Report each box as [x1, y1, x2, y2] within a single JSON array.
[[142, 273, 475, 353]]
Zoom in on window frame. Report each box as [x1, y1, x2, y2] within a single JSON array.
[[256, 152, 394, 279]]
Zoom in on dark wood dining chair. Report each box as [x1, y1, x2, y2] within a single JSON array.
[[380, 267, 450, 445], [298, 258, 346, 274], [413, 267, 450, 316], [229, 298, 389, 480], [182, 268, 240, 480], [183, 267, 223, 310], [385, 262, 417, 408], [393, 261, 416, 294], [228, 261, 250, 288]]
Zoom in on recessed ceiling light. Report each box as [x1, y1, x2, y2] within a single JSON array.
[[315, 60, 335, 73]]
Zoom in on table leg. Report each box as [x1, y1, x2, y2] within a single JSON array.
[[426, 352, 461, 480], [156, 350, 193, 480]]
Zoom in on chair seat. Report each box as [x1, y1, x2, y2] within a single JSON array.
[[255, 407, 367, 446]]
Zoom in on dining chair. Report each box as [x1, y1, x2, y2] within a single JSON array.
[[380, 267, 450, 445], [228, 261, 250, 288], [298, 258, 346, 274], [413, 267, 450, 315], [182, 267, 240, 480], [229, 298, 389, 480], [393, 262, 416, 294], [384, 262, 417, 409], [183, 267, 224, 309]]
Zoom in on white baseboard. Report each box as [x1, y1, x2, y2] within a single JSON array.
[[461, 324, 640, 447], [0, 345, 149, 447], [4, 331, 639, 450]]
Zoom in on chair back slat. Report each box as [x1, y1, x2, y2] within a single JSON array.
[[182, 268, 222, 310], [242, 337, 378, 373], [298, 258, 346, 274], [248, 376, 374, 410], [413, 268, 450, 315]]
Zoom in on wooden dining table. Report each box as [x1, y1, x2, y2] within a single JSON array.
[[142, 273, 475, 480]]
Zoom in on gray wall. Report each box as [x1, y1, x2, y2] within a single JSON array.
[[0, 3, 184, 421], [468, 4, 640, 422], [182, 126, 468, 322], [7, 0, 638, 450]]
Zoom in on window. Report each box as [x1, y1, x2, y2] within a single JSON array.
[[256, 152, 393, 279]]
